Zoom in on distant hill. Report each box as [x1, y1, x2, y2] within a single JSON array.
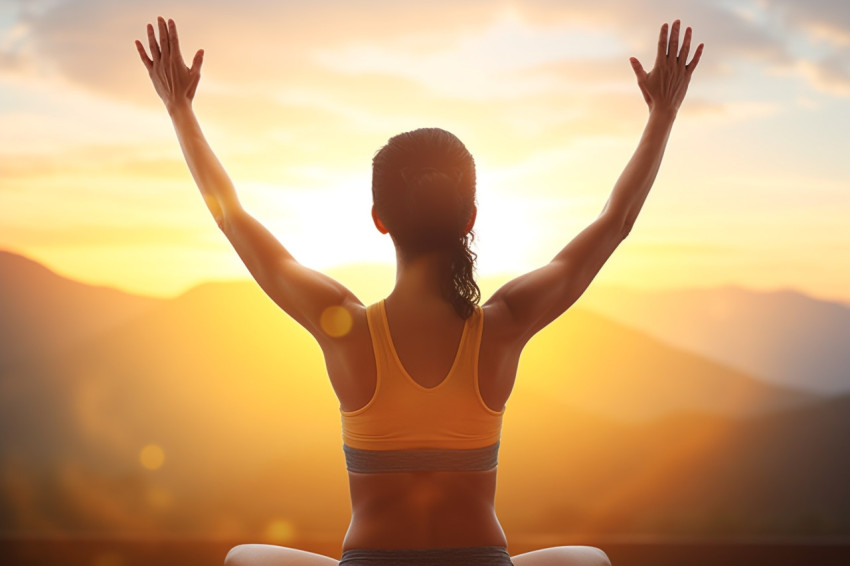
[[0, 253, 844, 539], [516, 307, 812, 421], [498, 390, 850, 537], [579, 285, 850, 395], [0, 280, 349, 536], [0, 250, 162, 370]]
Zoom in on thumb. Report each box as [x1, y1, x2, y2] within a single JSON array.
[[630, 57, 652, 107], [190, 49, 204, 74], [629, 57, 647, 82], [187, 49, 204, 99]]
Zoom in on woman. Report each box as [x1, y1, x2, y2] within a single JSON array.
[[136, 17, 702, 566]]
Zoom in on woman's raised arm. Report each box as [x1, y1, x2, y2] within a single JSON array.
[[135, 18, 362, 340], [485, 20, 703, 343]]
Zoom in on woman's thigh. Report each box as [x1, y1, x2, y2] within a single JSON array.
[[225, 544, 338, 566], [511, 546, 611, 566]]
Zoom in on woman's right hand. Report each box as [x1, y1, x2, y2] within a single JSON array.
[[135, 17, 204, 114], [629, 20, 703, 116]]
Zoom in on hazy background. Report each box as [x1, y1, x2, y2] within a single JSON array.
[[1, 0, 849, 555], [1, 0, 848, 302]]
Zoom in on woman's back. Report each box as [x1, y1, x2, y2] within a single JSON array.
[[336, 289, 514, 551], [382, 295, 468, 390]]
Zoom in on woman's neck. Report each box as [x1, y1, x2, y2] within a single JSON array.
[[389, 249, 452, 306]]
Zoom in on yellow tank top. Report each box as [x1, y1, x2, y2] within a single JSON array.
[[341, 300, 504, 455]]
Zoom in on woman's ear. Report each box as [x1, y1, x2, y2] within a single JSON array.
[[372, 205, 389, 234], [463, 205, 477, 235]]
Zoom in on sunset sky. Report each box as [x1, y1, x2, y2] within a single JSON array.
[[1, 0, 848, 303]]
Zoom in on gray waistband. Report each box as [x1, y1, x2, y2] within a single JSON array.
[[343, 442, 499, 473], [340, 546, 513, 566]]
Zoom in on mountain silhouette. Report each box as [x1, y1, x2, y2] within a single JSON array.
[[499, 391, 850, 537], [0, 250, 162, 371], [579, 284, 850, 395], [515, 306, 812, 421], [0, 252, 845, 539]]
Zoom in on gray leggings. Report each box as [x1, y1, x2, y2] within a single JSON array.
[[339, 546, 514, 565]]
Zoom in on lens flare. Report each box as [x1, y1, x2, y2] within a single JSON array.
[[264, 518, 296, 544], [320, 305, 353, 338], [139, 444, 165, 470]]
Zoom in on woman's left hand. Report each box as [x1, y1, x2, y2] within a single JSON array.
[[135, 17, 204, 113]]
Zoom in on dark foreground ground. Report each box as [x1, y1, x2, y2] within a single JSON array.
[[2, 536, 850, 566]]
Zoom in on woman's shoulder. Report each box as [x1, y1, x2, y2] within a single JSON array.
[[479, 299, 525, 344], [319, 300, 377, 411]]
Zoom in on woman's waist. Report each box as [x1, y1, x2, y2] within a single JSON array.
[[343, 510, 507, 552], [344, 469, 505, 550]]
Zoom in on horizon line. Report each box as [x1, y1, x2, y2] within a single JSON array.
[[3, 247, 849, 309]]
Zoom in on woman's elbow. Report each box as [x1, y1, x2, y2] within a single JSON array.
[[619, 211, 638, 239], [212, 201, 244, 234], [214, 212, 227, 232], [599, 207, 633, 241]]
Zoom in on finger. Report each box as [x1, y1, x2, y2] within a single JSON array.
[[655, 22, 669, 66], [168, 19, 184, 63], [135, 40, 153, 71], [669, 20, 680, 60], [679, 26, 692, 65], [157, 16, 170, 60], [190, 48, 204, 74], [687, 43, 704, 74], [187, 49, 204, 99], [629, 57, 647, 82], [630, 57, 652, 106], [147, 23, 160, 61]]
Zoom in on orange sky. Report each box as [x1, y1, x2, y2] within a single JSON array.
[[1, 1, 848, 303]]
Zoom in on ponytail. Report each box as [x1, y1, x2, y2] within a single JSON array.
[[445, 232, 480, 319]]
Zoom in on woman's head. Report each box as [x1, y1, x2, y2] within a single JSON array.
[[372, 128, 480, 318]]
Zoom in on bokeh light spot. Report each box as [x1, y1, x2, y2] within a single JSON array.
[[264, 518, 296, 544], [320, 305, 353, 338], [139, 444, 165, 470]]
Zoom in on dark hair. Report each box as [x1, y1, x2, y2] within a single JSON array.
[[372, 128, 480, 319]]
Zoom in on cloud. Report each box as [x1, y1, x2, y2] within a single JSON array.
[[1, 0, 825, 212], [2, 222, 207, 248], [1, 0, 796, 103], [767, 0, 850, 41], [313, 15, 632, 100], [517, 0, 791, 66], [0, 0, 840, 190], [0, 137, 191, 182], [791, 53, 850, 96], [757, 0, 850, 96], [7, 0, 495, 100], [0, 24, 27, 72]]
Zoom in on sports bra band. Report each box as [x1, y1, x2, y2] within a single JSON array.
[[344, 442, 499, 473]]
